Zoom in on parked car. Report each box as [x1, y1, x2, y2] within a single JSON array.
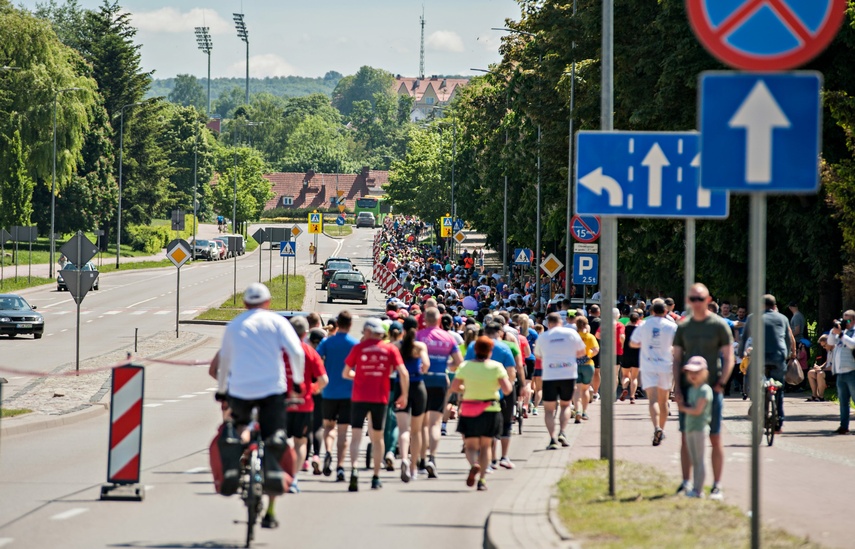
[[213, 239, 228, 260], [57, 261, 99, 292], [327, 270, 368, 304], [321, 259, 354, 290], [356, 212, 376, 228], [0, 294, 44, 339], [193, 239, 218, 261], [220, 235, 245, 257]]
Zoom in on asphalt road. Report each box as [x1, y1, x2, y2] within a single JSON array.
[[0, 224, 538, 549]]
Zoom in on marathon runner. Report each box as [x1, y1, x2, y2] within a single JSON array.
[[392, 316, 430, 481]]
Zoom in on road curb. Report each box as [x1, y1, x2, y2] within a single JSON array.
[[484, 423, 583, 549], [180, 319, 229, 326]]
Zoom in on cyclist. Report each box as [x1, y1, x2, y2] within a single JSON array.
[[215, 283, 305, 529], [316, 311, 359, 482], [416, 307, 463, 478], [344, 318, 409, 491]]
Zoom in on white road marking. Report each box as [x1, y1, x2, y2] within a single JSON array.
[[86, 320, 93, 323], [143, 403, 163, 408], [104, 310, 121, 315], [184, 467, 209, 474], [163, 400, 179, 403], [129, 296, 157, 308], [193, 391, 208, 395], [53, 311, 70, 315], [180, 310, 197, 315], [131, 310, 147, 315], [179, 394, 196, 399], [51, 508, 88, 521], [0, 538, 13, 547], [80, 311, 93, 315], [145, 485, 155, 491], [154, 310, 170, 315], [206, 388, 218, 391], [41, 298, 73, 309], [60, 329, 68, 333]]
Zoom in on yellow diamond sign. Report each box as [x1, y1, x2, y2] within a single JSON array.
[[291, 225, 303, 238], [166, 239, 191, 268], [453, 230, 466, 244], [540, 253, 564, 278]]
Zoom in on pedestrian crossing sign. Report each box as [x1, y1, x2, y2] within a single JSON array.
[[441, 216, 452, 237], [279, 241, 296, 257], [308, 212, 323, 234], [513, 248, 532, 266]]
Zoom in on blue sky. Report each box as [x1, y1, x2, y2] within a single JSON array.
[[18, 0, 522, 79]]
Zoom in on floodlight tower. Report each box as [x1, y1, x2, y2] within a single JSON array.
[[194, 26, 213, 114], [233, 13, 249, 105]]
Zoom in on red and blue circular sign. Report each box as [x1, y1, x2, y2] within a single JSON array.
[[571, 215, 600, 243], [686, 0, 847, 70]]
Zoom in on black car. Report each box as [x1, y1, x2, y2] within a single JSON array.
[[321, 259, 354, 290], [57, 261, 99, 291], [327, 270, 368, 304], [0, 294, 44, 339]]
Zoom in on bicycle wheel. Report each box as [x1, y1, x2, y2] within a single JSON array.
[[764, 392, 775, 447], [245, 450, 259, 548]]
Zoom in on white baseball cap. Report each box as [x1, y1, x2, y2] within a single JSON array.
[[243, 283, 271, 305]]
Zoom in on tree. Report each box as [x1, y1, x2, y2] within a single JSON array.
[[331, 66, 395, 116], [160, 104, 215, 220], [279, 115, 358, 173], [0, 126, 35, 228], [168, 74, 206, 112], [213, 86, 246, 119], [210, 145, 272, 228]]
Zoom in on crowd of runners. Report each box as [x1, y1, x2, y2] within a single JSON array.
[[211, 214, 855, 528]]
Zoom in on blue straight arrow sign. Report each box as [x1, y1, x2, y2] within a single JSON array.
[[575, 132, 728, 218]]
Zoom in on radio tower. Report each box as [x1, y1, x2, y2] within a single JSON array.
[[419, 5, 425, 79]]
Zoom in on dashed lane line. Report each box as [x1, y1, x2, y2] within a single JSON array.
[[50, 508, 88, 521]]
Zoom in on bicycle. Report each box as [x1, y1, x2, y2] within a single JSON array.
[[762, 378, 782, 447], [238, 407, 265, 548]]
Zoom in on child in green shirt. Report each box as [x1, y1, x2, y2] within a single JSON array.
[[678, 356, 713, 498]]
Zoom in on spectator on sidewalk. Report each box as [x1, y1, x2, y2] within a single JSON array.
[[827, 311, 855, 435], [789, 301, 807, 342], [807, 335, 830, 401], [677, 356, 713, 498], [672, 283, 734, 500]]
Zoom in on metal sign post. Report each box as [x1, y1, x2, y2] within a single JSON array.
[[684, 219, 696, 307], [166, 239, 191, 338], [286, 257, 290, 310], [748, 194, 766, 549], [252, 228, 267, 283]]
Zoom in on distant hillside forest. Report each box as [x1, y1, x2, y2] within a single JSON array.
[[147, 73, 343, 104]]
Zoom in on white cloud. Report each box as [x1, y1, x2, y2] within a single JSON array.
[[228, 54, 297, 78], [130, 8, 231, 35], [426, 30, 465, 53]]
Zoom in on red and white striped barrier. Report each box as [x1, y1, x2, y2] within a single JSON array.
[[100, 364, 145, 501]]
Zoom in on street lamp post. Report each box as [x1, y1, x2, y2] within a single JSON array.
[[194, 27, 213, 114], [116, 101, 144, 268], [493, 27, 542, 307], [233, 14, 249, 105], [51, 87, 81, 278], [565, 0, 578, 298]]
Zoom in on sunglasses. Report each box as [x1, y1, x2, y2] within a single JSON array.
[[688, 296, 706, 303]]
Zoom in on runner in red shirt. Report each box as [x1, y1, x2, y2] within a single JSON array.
[[343, 318, 409, 491]]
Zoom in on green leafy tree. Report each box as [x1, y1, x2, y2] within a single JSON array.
[[168, 74, 206, 112], [332, 66, 395, 116], [0, 126, 35, 228], [210, 145, 272, 229], [161, 104, 215, 220], [213, 86, 246, 119], [279, 114, 358, 173]]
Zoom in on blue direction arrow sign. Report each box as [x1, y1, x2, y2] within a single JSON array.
[[573, 253, 599, 286], [576, 132, 728, 218], [279, 241, 296, 257], [513, 248, 532, 266], [335, 216, 346, 226], [699, 71, 821, 193]]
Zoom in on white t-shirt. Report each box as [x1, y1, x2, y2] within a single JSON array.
[[534, 326, 586, 381], [218, 308, 305, 400], [629, 315, 677, 373]]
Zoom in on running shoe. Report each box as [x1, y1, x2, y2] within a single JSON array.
[[499, 457, 515, 470], [384, 451, 395, 472], [581, 412, 589, 421], [652, 428, 663, 447], [323, 452, 333, 477], [466, 464, 480, 487], [676, 480, 691, 494], [348, 469, 359, 492], [532, 408, 539, 416], [311, 455, 321, 476], [289, 479, 301, 494], [685, 489, 702, 499], [592, 393, 601, 402], [441, 423, 448, 436], [477, 479, 488, 491], [301, 460, 310, 472], [522, 407, 528, 419], [401, 459, 412, 483], [546, 439, 560, 450], [557, 432, 569, 447], [336, 466, 345, 482], [486, 462, 496, 474], [630, 398, 635, 404], [425, 459, 438, 479], [261, 514, 279, 529], [371, 476, 382, 490], [574, 415, 582, 424], [709, 486, 724, 501], [619, 389, 628, 401]]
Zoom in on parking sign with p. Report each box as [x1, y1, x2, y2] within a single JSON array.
[[573, 253, 599, 286]]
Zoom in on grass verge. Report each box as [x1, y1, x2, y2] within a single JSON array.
[[96, 259, 174, 272], [0, 276, 53, 292], [1, 408, 32, 418], [324, 225, 353, 238], [197, 275, 306, 322], [557, 459, 823, 549]]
